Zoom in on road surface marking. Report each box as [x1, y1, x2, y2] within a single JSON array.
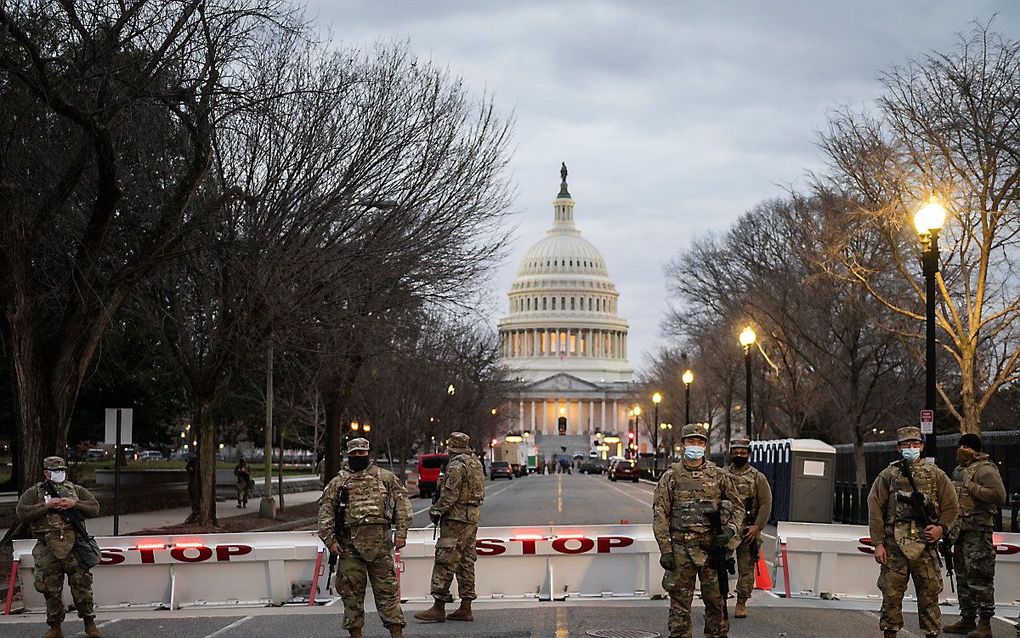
[[202, 616, 253, 638], [864, 611, 920, 637], [557, 474, 563, 513], [555, 606, 569, 638], [604, 480, 654, 507], [97, 619, 121, 628]]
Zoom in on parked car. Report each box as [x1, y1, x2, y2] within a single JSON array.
[[609, 459, 639, 482], [139, 450, 164, 461], [578, 460, 604, 475], [489, 460, 514, 480], [417, 453, 449, 499], [85, 448, 107, 461]]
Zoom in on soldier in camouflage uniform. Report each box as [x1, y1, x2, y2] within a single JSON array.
[[414, 431, 485, 623], [233, 456, 252, 508], [653, 424, 744, 638], [868, 426, 959, 638], [318, 438, 411, 638], [15, 456, 102, 638], [725, 437, 772, 619], [944, 433, 1006, 638]]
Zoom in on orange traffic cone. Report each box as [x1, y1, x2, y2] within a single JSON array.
[[753, 553, 772, 590]]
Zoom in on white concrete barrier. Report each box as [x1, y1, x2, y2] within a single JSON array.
[[776, 522, 1020, 605], [7, 525, 665, 613]]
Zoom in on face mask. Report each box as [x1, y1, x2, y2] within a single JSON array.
[[49, 471, 66, 483], [956, 448, 976, 466], [348, 456, 370, 472], [732, 457, 749, 468], [901, 448, 921, 462], [684, 446, 706, 461]]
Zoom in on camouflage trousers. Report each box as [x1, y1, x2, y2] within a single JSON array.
[[235, 480, 250, 505], [877, 540, 943, 636], [430, 518, 478, 603], [336, 544, 404, 630], [734, 538, 759, 602], [32, 541, 95, 625], [662, 543, 728, 638], [954, 529, 996, 618]]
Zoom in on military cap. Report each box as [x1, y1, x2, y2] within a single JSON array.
[[896, 426, 923, 443], [681, 423, 708, 441], [44, 456, 68, 470], [346, 437, 370, 453], [447, 432, 471, 453], [729, 437, 751, 451]]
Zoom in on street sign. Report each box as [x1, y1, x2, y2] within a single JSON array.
[[920, 409, 934, 435], [104, 408, 133, 445]]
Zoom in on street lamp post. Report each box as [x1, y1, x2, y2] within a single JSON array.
[[632, 406, 642, 460], [682, 369, 694, 425], [914, 196, 947, 461], [739, 326, 757, 439], [652, 393, 662, 477]]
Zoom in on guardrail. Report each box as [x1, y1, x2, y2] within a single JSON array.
[[775, 522, 1020, 604], [6, 524, 665, 613]]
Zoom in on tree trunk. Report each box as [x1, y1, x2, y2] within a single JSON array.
[[186, 402, 219, 527], [958, 348, 980, 434]]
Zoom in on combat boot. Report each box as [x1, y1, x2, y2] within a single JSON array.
[[967, 615, 994, 638], [884, 631, 897, 638], [83, 616, 102, 637], [447, 600, 473, 621], [945, 616, 977, 634], [413, 601, 446, 622], [42, 623, 63, 638], [388, 627, 404, 638], [734, 600, 748, 618], [347, 628, 362, 638]]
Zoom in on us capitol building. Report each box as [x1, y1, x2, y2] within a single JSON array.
[[497, 164, 635, 459]]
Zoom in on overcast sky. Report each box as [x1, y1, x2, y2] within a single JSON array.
[[309, 1, 1019, 371]]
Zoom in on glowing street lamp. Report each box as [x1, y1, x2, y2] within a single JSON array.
[[682, 369, 694, 425], [914, 195, 947, 461], [739, 326, 757, 438]]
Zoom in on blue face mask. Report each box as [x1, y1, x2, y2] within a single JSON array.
[[901, 448, 921, 462], [684, 445, 706, 461]]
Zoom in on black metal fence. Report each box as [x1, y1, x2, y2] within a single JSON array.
[[832, 429, 1020, 531]]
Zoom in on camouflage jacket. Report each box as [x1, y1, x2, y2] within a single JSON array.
[[726, 463, 773, 529], [15, 481, 100, 546], [868, 458, 958, 556], [430, 452, 485, 524], [652, 459, 744, 555], [952, 453, 1006, 533], [317, 463, 411, 550]]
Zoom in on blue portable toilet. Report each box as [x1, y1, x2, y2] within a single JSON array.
[[749, 439, 835, 523]]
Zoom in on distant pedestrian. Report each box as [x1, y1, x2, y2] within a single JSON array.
[[415, 432, 486, 623], [868, 426, 958, 638], [318, 438, 410, 638], [234, 457, 252, 508], [726, 437, 772, 620], [943, 433, 1006, 637], [16, 456, 102, 638]]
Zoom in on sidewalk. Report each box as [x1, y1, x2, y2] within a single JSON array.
[[2, 488, 324, 537]]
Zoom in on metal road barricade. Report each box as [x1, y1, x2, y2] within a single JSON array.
[[776, 521, 1020, 605], [6, 525, 665, 613]]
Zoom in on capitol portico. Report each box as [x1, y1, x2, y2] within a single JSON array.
[[498, 165, 636, 458]]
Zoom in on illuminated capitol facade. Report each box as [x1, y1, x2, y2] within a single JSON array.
[[497, 165, 635, 458]]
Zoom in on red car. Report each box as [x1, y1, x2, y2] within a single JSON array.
[[417, 453, 448, 499], [609, 459, 639, 483]]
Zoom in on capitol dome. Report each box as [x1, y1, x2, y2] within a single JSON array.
[[498, 165, 631, 384]]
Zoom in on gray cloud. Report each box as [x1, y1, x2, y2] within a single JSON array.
[[307, 0, 1020, 369]]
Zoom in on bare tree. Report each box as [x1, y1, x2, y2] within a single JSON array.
[[0, 0, 294, 491], [818, 24, 1020, 433]]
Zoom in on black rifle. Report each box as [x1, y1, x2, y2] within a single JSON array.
[[743, 497, 760, 565], [431, 470, 445, 540], [327, 485, 349, 594], [898, 461, 955, 591], [41, 481, 100, 569], [706, 509, 737, 618]]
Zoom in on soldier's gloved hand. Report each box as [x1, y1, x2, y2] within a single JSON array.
[[659, 553, 675, 571], [712, 528, 734, 548], [430, 512, 441, 525]]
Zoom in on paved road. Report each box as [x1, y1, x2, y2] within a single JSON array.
[[409, 471, 655, 528], [3, 599, 1018, 638]]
